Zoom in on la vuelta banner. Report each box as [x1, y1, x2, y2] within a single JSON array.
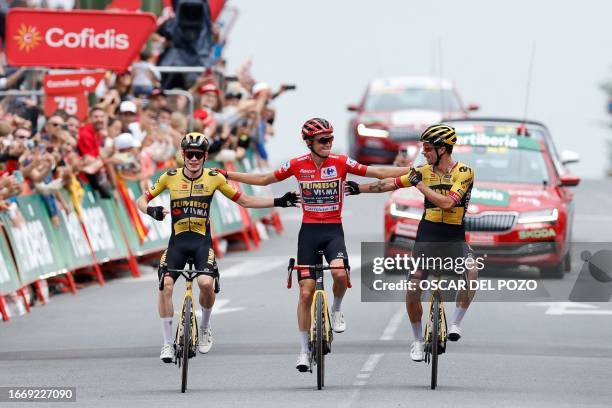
[[6, 8, 156, 71]]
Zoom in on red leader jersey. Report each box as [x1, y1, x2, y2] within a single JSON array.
[[274, 153, 368, 223]]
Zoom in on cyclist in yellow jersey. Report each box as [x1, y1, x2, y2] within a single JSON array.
[[345, 124, 478, 362], [136, 132, 298, 363]]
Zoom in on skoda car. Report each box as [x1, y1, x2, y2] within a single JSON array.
[[347, 76, 478, 164], [384, 122, 580, 278]]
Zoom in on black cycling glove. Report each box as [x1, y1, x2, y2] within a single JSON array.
[[212, 167, 228, 179], [146, 206, 165, 221], [408, 168, 422, 187], [345, 180, 361, 195], [274, 191, 299, 208]]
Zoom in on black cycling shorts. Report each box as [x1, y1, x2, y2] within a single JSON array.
[[410, 220, 473, 280], [158, 232, 217, 284], [296, 223, 347, 281]]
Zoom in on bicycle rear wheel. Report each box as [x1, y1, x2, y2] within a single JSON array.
[[430, 297, 439, 390], [181, 296, 192, 393], [315, 294, 324, 390]]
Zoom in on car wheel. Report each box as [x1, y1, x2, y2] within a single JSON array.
[[540, 263, 564, 279]]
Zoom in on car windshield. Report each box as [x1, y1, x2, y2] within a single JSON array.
[[415, 141, 550, 184], [450, 122, 565, 176], [365, 88, 461, 112]]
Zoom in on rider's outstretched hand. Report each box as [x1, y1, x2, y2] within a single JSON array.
[[344, 180, 361, 195], [146, 206, 167, 221], [212, 167, 228, 179], [274, 191, 299, 207]]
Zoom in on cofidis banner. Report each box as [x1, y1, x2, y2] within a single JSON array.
[[6, 8, 156, 71]]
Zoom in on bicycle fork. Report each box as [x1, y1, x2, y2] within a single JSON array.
[[176, 281, 198, 360]]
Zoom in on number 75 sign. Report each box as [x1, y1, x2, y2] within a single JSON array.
[[44, 93, 88, 121]]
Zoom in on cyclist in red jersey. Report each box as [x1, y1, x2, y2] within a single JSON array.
[[220, 118, 412, 371]]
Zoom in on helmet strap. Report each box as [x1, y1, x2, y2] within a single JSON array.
[[434, 146, 445, 168]]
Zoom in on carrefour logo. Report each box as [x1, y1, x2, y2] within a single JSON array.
[[14, 23, 130, 52], [13, 24, 42, 52]]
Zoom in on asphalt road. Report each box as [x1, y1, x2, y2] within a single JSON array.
[[1, 178, 612, 408]]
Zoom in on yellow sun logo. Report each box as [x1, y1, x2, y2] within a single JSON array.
[[14, 24, 42, 53]]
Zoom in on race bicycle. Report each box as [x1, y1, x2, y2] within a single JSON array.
[[163, 261, 219, 393], [422, 271, 448, 390], [287, 251, 351, 390]]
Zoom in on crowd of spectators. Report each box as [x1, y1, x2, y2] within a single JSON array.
[[0, 3, 294, 228]]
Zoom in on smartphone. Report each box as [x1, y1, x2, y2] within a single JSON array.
[[13, 170, 23, 183]]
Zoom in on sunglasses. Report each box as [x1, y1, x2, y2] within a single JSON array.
[[184, 150, 205, 160], [422, 143, 439, 152], [316, 136, 334, 145]]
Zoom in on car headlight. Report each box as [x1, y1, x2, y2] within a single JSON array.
[[517, 208, 559, 224], [357, 123, 389, 138], [390, 203, 423, 220]]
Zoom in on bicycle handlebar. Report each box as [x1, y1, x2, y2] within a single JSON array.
[[286, 257, 352, 289]]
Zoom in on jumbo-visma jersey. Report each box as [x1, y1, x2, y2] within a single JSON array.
[[145, 168, 242, 237], [274, 154, 368, 223], [394, 162, 474, 226]]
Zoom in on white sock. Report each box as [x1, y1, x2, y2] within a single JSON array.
[[453, 307, 467, 325], [332, 296, 343, 312], [202, 307, 212, 330], [161, 317, 173, 345], [299, 331, 309, 353], [411, 321, 423, 342]]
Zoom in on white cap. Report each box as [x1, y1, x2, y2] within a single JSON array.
[[115, 132, 139, 150], [119, 100, 137, 113]]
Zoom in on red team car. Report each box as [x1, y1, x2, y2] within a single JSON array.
[[384, 120, 580, 278], [347, 76, 478, 164]]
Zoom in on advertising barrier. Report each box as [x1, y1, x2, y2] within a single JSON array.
[[0, 155, 282, 321], [0, 231, 21, 295]]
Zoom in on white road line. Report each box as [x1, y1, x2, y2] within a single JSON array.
[[342, 352, 385, 407], [379, 308, 405, 341], [361, 353, 384, 373], [221, 259, 286, 278], [173, 299, 243, 318]]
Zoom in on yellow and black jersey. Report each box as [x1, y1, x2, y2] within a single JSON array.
[[145, 167, 242, 237], [394, 162, 474, 226]]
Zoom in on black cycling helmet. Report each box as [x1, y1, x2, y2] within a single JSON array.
[[420, 124, 457, 146], [301, 117, 333, 140], [420, 124, 456, 167], [181, 132, 209, 152]]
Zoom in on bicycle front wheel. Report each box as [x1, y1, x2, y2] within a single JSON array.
[[315, 294, 325, 390], [430, 297, 439, 390], [181, 296, 192, 393]]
